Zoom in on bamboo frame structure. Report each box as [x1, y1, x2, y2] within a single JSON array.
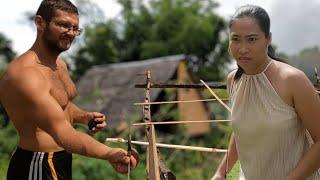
[[120, 70, 320, 180], [107, 71, 232, 180]]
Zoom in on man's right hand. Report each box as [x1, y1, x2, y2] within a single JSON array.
[[107, 148, 139, 174]]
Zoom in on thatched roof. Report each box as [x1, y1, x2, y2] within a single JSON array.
[[75, 55, 186, 128]]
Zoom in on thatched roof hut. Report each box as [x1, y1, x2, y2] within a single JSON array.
[[75, 55, 185, 128], [75, 54, 215, 136]]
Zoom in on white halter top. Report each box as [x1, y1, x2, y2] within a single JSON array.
[[229, 60, 320, 180]]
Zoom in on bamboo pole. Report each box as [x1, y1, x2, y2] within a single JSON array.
[[143, 70, 160, 180], [106, 138, 227, 153], [133, 120, 231, 126], [135, 83, 227, 89], [134, 98, 229, 106], [200, 80, 231, 112]]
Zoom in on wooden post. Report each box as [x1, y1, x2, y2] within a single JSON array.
[[144, 70, 160, 180]]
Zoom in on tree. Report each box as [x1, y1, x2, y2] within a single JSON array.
[[71, 0, 230, 81], [0, 33, 15, 128], [71, 21, 120, 80], [0, 33, 16, 64], [0, 33, 16, 178]]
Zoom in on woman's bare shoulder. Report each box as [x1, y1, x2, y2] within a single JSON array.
[[273, 60, 306, 80], [274, 61, 314, 94], [227, 69, 237, 82]]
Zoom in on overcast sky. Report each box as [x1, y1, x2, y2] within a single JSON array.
[[1, 0, 320, 55]]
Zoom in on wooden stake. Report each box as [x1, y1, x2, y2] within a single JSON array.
[[143, 70, 160, 180]]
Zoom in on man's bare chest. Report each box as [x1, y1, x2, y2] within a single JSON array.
[[43, 68, 77, 109]]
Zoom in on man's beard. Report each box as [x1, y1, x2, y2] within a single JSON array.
[[43, 28, 73, 54]]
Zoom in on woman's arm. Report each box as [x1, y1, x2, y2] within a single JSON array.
[[286, 70, 320, 180], [212, 134, 238, 179]]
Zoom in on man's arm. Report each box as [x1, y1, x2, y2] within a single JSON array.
[[68, 102, 91, 124], [59, 59, 106, 131], [68, 103, 107, 132], [8, 68, 138, 174], [11, 68, 112, 159]]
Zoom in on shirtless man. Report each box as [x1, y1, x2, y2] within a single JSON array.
[[0, 0, 138, 179]]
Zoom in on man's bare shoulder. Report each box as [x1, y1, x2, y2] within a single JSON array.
[[2, 65, 49, 97]]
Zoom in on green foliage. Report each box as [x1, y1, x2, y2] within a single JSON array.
[[0, 66, 6, 76], [0, 33, 16, 63], [0, 32, 16, 77], [0, 123, 18, 178], [72, 21, 120, 80], [72, 153, 146, 180], [71, 0, 230, 81], [0, 33, 16, 179]]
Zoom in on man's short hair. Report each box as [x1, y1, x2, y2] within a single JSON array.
[[36, 0, 78, 22]]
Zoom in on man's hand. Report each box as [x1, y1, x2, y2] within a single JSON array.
[[107, 148, 139, 174], [89, 112, 107, 133]]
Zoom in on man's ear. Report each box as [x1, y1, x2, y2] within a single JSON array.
[[35, 15, 46, 32]]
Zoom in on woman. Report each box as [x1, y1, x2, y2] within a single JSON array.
[[211, 5, 320, 180]]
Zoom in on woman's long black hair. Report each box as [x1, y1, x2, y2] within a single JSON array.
[[229, 5, 284, 80]]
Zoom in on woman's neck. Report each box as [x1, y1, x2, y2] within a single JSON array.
[[242, 57, 272, 75]]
